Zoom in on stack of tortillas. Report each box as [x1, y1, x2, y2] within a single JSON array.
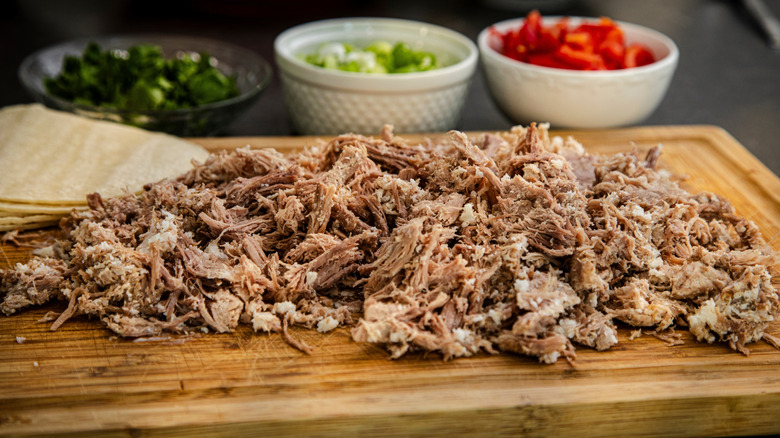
[[0, 104, 210, 231]]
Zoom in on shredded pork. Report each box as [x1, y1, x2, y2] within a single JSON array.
[[1, 124, 778, 363]]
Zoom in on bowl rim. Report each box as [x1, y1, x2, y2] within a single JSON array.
[[18, 33, 274, 116], [477, 16, 679, 77], [274, 17, 479, 83]]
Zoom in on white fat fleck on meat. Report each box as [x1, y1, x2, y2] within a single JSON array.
[[137, 211, 178, 255], [522, 163, 542, 180], [689, 299, 720, 343], [274, 301, 296, 315], [389, 330, 409, 344], [453, 328, 473, 344], [540, 351, 560, 364], [317, 315, 339, 333], [459, 203, 477, 227], [464, 314, 485, 325], [253, 311, 281, 333], [205, 240, 229, 261], [32, 245, 56, 258], [514, 279, 530, 294], [472, 245, 486, 262], [552, 318, 577, 338], [629, 204, 652, 222], [487, 309, 502, 324]]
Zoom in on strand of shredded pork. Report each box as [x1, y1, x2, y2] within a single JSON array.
[[2, 124, 778, 363]]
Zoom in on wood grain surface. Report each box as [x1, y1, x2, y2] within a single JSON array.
[[2, 125, 779, 438]]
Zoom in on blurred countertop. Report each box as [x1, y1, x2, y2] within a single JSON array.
[[2, 0, 779, 175]]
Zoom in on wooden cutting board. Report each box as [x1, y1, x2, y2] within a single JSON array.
[[2, 125, 780, 438]]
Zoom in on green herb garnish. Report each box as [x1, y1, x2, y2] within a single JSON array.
[[45, 42, 240, 111]]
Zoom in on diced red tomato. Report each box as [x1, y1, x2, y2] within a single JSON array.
[[598, 28, 625, 69], [550, 18, 569, 41], [564, 32, 594, 52], [624, 44, 655, 68], [491, 10, 656, 71], [527, 52, 560, 68], [555, 44, 607, 70]]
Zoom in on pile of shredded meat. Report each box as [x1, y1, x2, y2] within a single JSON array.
[[2, 124, 779, 363]]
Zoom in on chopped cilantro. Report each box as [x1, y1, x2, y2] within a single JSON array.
[[44, 42, 240, 111]]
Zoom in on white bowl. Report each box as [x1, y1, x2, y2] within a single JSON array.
[[275, 18, 478, 135], [478, 17, 679, 129]]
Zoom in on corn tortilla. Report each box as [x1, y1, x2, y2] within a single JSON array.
[[0, 214, 61, 231], [0, 200, 87, 215]]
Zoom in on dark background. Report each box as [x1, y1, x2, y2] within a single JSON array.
[[1, 0, 779, 175]]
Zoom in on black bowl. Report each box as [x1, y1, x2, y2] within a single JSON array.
[[19, 34, 272, 136]]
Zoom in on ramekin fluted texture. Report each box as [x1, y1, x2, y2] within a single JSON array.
[[275, 18, 478, 135]]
